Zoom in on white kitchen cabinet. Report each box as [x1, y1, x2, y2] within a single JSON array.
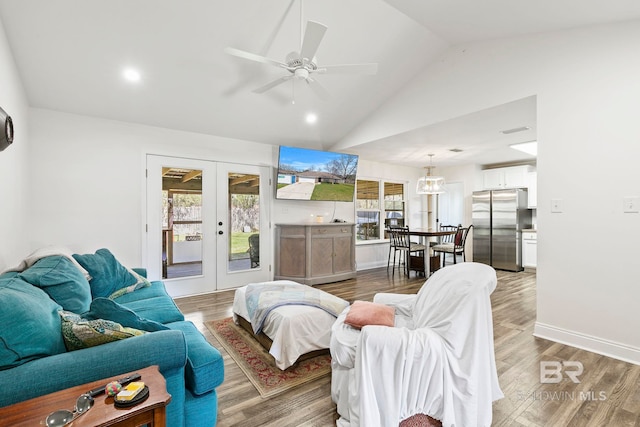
[[483, 165, 533, 190], [527, 171, 537, 208], [522, 231, 537, 269]]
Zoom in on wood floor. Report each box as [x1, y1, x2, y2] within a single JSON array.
[[174, 267, 640, 427]]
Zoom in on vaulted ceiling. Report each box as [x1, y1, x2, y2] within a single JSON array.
[[1, 0, 640, 167]]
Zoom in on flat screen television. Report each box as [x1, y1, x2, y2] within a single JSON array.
[[276, 145, 359, 202]]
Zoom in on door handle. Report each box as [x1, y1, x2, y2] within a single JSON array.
[[218, 221, 223, 226], [218, 230, 224, 235]]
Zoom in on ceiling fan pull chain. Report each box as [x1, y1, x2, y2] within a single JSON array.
[[292, 80, 296, 104]]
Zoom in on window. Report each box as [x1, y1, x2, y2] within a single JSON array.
[[356, 179, 406, 242], [384, 182, 405, 233]]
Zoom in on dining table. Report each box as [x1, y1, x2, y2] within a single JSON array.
[[408, 228, 458, 277]]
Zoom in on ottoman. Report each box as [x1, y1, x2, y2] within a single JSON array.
[[232, 280, 348, 370]]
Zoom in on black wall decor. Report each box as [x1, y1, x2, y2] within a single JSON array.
[[0, 106, 14, 151]]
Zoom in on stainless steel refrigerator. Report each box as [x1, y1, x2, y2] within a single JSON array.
[[472, 188, 532, 271]]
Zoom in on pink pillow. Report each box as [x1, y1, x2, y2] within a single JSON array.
[[344, 300, 395, 329]]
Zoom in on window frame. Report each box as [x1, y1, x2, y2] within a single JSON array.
[[355, 177, 408, 244]]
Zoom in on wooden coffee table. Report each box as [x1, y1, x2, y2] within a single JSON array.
[[0, 365, 171, 427]]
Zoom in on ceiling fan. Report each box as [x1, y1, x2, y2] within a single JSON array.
[[224, 2, 378, 101]]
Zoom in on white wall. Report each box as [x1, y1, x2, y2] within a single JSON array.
[[27, 109, 423, 273], [0, 17, 29, 271], [27, 109, 274, 267], [437, 163, 482, 261], [338, 21, 640, 364]]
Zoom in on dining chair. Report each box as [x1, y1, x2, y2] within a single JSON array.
[[385, 226, 396, 271], [388, 226, 426, 276], [439, 224, 460, 244], [433, 225, 473, 266]]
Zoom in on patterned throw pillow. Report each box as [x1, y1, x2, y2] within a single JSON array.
[[59, 310, 146, 351]]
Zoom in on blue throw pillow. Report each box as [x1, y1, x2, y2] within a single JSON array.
[[0, 278, 67, 370], [82, 298, 168, 332], [18, 256, 92, 313], [72, 249, 144, 299]]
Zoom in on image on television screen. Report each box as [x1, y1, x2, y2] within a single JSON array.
[[276, 146, 359, 202]]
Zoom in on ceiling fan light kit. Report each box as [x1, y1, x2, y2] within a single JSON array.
[[224, 1, 378, 101]]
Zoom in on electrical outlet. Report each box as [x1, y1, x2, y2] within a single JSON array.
[[623, 197, 639, 213], [551, 199, 563, 213]]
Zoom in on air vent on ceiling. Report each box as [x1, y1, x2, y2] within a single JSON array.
[[501, 126, 530, 134], [449, 148, 463, 153]]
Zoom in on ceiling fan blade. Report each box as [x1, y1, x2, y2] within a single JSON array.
[[306, 77, 330, 101], [225, 47, 289, 69], [318, 63, 379, 75], [299, 21, 328, 61], [252, 76, 293, 94]]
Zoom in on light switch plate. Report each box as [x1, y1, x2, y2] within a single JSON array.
[[551, 199, 563, 213], [623, 197, 639, 213]]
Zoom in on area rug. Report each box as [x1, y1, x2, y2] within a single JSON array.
[[205, 317, 332, 398]]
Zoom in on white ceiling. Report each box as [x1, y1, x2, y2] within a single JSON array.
[[351, 96, 537, 168], [1, 0, 640, 167]]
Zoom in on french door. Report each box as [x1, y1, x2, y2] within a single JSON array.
[[146, 155, 271, 297]]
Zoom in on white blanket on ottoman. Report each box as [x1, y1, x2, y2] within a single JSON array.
[[233, 280, 349, 370]]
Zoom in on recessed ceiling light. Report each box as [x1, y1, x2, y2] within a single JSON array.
[[122, 68, 141, 82], [305, 113, 318, 124], [510, 141, 537, 156]]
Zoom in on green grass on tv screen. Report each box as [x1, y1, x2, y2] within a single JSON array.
[[311, 183, 355, 202]]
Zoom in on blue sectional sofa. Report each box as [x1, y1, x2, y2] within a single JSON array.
[[0, 249, 224, 427]]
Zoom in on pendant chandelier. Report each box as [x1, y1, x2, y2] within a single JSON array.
[[416, 154, 445, 194]]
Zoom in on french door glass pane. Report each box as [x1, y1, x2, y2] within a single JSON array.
[[228, 172, 260, 272], [161, 168, 203, 279]]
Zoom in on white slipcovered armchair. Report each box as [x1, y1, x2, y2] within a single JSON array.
[[330, 262, 503, 427]]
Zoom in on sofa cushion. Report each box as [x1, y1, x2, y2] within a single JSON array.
[[0, 278, 67, 370], [82, 298, 169, 332], [166, 321, 224, 395], [72, 248, 149, 299], [18, 255, 92, 313], [112, 281, 172, 303], [59, 310, 146, 351], [119, 296, 185, 324], [114, 281, 185, 324]]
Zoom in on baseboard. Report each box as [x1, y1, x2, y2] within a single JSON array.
[[534, 322, 640, 366], [356, 260, 388, 271]]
